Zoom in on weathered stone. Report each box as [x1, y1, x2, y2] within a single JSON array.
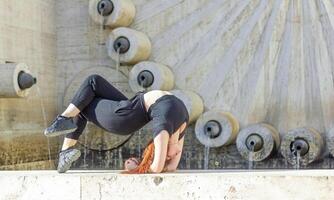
[[0, 63, 34, 98], [89, 0, 136, 28], [236, 123, 280, 162], [1, 170, 334, 200], [129, 61, 174, 92], [0, 131, 59, 166], [0, 0, 57, 168], [107, 27, 152, 64], [280, 127, 324, 167], [195, 111, 239, 147]]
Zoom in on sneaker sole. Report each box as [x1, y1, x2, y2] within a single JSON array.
[[57, 150, 81, 173], [44, 127, 77, 137]]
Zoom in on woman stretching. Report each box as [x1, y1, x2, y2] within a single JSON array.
[[44, 74, 189, 173]]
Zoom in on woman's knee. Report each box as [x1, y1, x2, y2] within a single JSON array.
[[84, 74, 105, 90], [86, 74, 103, 83]]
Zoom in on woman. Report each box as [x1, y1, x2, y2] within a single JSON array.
[[44, 74, 189, 173]]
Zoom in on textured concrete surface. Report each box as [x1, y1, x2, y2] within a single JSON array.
[[1, 0, 334, 169], [0, 0, 59, 167], [55, 0, 334, 170], [0, 170, 334, 200]]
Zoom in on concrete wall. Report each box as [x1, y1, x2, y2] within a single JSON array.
[[0, 0, 58, 168], [55, 0, 334, 170], [1, 0, 334, 169], [0, 170, 334, 200]]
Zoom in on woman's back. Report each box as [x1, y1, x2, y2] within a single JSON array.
[[143, 90, 172, 112]]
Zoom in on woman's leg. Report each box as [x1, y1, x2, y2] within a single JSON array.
[[45, 74, 127, 137], [61, 113, 88, 150], [60, 96, 120, 150], [62, 74, 128, 117], [70, 74, 128, 112], [61, 104, 81, 118], [62, 138, 78, 151], [56, 74, 129, 172], [57, 96, 124, 173], [57, 109, 90, 172], [57, 114, 85, 173]]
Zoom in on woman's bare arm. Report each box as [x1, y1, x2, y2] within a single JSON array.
[[149, 130, 169, 173], [169, 130, 180, 145], [164, 137, 184, 172]]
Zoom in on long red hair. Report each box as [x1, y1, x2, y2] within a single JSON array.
[[123, 140, 155, 174]]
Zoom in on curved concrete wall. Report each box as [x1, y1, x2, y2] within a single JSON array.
[[0, 0, 58, 169], [54, 0, 334, 169], [133, 0, 334, 134]]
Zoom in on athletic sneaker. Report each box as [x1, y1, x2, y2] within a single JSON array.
[[44, 115, 77, 137], [57, 147, 81, 173]]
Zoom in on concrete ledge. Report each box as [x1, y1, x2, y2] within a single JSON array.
[[0, 170, 333, 200]]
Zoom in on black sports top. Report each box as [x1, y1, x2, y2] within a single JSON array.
[[147, 93, 189, 139], [111, 91, 189, 139]]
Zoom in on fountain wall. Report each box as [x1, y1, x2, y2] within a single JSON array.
[[1, 0, 334, 169], [54, 0, 334, 170], [0, 0, 59, 169]]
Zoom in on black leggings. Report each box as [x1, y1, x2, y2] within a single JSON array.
[[66, 74, 128, 140]]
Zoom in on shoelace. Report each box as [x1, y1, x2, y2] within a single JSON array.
[[60, 149, 76, 163], [49, 115, 64, 125]]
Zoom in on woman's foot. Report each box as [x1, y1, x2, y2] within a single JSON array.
[[44, 115, 77, 137], [57, 147, 81, 173]]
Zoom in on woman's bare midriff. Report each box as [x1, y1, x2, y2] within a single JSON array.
[[143, 90, 186, 134], [143, 90, 172, 112]]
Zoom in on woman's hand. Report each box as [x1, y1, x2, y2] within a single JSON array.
[[124, 157, 139, 171]]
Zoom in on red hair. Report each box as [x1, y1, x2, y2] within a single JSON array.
[[123, 140, 155, 174]]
